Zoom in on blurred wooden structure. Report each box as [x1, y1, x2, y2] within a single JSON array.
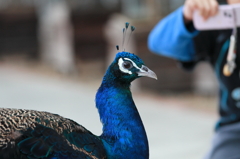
[[0, 7, 38, 59], [71, 11, 111, 61]]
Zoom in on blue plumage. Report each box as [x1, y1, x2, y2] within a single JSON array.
[[96, 52, 156, 158], [0, 51, 157, 159]]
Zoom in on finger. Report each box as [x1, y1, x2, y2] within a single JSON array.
[[201, 0, 211, 20], [184, 0, 197, 21], [194, 0, 207, 20], [209, 0, 219, 17]]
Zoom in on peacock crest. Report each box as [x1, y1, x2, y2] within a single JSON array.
[[116, 22, 136, 52]]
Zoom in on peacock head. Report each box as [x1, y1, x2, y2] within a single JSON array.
[[105, 51, 157, 84], [103, 22, 157, 84]]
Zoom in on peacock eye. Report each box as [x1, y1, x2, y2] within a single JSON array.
[[122, 61, 133, 69]]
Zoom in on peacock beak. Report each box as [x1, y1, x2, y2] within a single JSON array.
[[137, 65, 157, 80]]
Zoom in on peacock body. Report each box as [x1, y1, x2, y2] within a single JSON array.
[[0, 108, 105, 159], [0, 52, 157, 158]]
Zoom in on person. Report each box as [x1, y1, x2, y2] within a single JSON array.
[[148, 0, 240, 159]]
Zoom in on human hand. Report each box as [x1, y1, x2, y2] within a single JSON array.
[[183, 0, 219, 23]]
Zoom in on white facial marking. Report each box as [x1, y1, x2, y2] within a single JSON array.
[[124, 58, 147, 74], [118, 58, 132, 74], [123, 58, 141, 70], [118, 57, 147, 75]]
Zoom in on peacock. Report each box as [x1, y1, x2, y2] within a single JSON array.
[[0, 23, 157, 159]]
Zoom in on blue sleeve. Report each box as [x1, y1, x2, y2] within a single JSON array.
[[148, 6, 199, 62]]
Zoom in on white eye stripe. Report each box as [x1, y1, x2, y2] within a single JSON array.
[[123, 58, 141, 69], [124, 58, 145, 72], [118, 58, 132, 74], [118, 57, 144, 75]]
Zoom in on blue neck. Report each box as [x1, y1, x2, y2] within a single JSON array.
[[96, 81, 149, 159]]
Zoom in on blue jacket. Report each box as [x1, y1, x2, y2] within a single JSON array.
[[148, 7, 198, 62]]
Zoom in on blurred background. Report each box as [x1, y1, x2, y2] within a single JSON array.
[[0, 0, 219, 158]]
